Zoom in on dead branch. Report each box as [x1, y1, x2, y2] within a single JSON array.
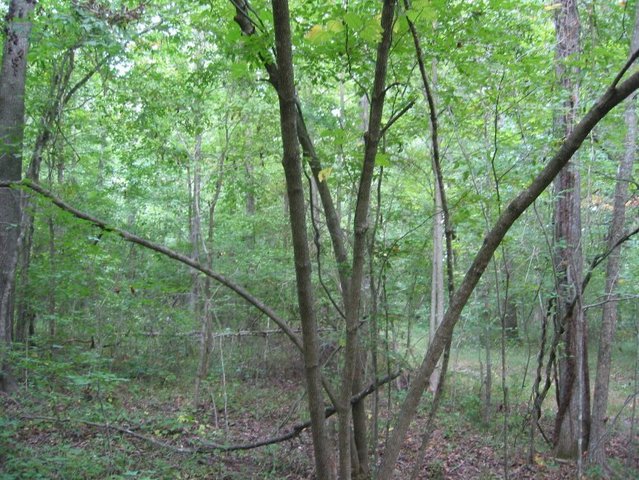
[[20, 371, 400, 454]]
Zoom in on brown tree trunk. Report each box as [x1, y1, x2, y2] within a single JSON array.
[[589, 1, 639, 466], [552, 0, 590, 459], [338, 3, 395, 478], [270, 1, 335, 478], [0, 0, 36, 393]]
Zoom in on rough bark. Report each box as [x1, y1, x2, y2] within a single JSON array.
[[0, 0, 36, 392], [552, 0, 590, 459], [589, 1, 639, 466], [376, 61, 639, 479], [269, 1, 334, 478]]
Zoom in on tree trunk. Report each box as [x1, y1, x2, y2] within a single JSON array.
[[429, 171, 445, 392], [552, 0, 590, 459], [0, 0, 36, 393], [193, 132, 227, 408], [270, 1, 335, 478], [189, 134, 206, 406], [589, 2, 639, 466], [338, 3, 395, 478]]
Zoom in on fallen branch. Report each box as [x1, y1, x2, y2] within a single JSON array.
[[20, 415, 194, 454], [20, 371, 400, 453], [0, 179, 343, 406], [140, 328, 334, 339]]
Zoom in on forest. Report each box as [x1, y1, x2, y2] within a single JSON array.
[[0, 0, 638, 479]]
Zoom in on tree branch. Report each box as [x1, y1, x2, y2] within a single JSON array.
[[380, 99, 415, 136], [19, 371, 399, 454], [0, 180, 304, 354]]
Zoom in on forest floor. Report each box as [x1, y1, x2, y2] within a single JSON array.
[[2, 378, 637, 479], [1, 342, 638, 479]]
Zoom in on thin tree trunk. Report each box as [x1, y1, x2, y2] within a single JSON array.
[[46, 215, 56, 337], [589, 2, 639, 466], [0, 0, 36, 393], [403, 8, 458, 476], [429, 165, 445, 392], [189, 134, 206, 406], [270, 1, 334, 478], [338, 3, 395, 478], [194, 129, 227, 408], [552, 0, 590, 459]]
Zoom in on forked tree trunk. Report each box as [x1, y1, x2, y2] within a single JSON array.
[[337, 2, 395, 478], [0, 0, 36, 393], [552, 0, 590, 459], [589, 2, 639, 466]]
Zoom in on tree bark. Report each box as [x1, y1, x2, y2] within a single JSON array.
[[0, 0, 36, 392], [589, 1, 639, 466], [269, 1, 335, 478], [552, 0, 590, 459]]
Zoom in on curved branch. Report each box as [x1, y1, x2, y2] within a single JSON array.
[[0, 180, 304, 353]]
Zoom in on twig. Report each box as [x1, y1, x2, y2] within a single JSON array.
[[380, 99, 415, 135], [612, 48, 639, 89]]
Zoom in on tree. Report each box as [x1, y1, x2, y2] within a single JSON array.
[[3, 1, 639, 478], [589, 1, 639, 467], [551, 0, 590, 459], [0, 0, 36, 393], [270, 0, 335, 477]]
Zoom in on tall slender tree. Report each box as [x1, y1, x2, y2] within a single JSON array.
[[589, 1, 639, 467], [269, 1, 335, 478], [552, 0, 590, 459], [0, 0, 36, 393]]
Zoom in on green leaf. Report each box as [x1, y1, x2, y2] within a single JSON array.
[[376, 153, 391, 167], [360, 19, 382, 43], [343, 12, 364, 31]]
